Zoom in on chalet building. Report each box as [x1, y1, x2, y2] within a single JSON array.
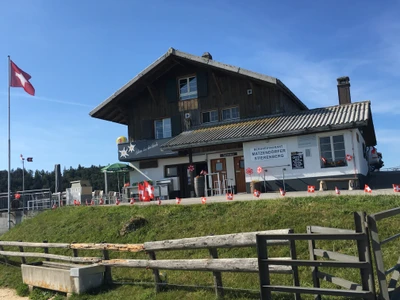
[[90, 48, 377, 198]]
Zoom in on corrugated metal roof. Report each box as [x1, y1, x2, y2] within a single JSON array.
[[161, 101, 372, 150]]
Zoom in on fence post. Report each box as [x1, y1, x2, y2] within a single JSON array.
[[256, 234, 272, 300], [0, 244, 8, 265], [43, 240, 50, 261], [354, 212, 375, 296], [147, 251, 161, 293], [18, 240, 26, 264], [367, 214, 389, 300], [209, 247, 224, 298], [101, 241, 112, 284], [288, 229, 301, 300], [307, 226, 321, 300], [72, 241, 79, 264]]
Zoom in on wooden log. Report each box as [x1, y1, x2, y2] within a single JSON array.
[[70, 243, 144, 252], [0, 250, 101, 263], [0, 241, 69, 248], [101, 258, 293, 274], [144, 229, 291, 251]]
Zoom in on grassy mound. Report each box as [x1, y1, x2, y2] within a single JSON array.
[[1, 195, 400, 299]]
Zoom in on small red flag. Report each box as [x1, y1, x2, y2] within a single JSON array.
[[10, 60, 35, 96], [307, 185, 315, 193]]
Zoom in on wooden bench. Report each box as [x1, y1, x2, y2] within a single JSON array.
[[316, 177, 359, 191]]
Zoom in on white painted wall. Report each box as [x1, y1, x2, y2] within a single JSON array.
[[128, 150, 243, 190], [243, 129, 367, 183]]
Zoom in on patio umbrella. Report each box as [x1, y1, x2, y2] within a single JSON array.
[[101, 163, 134, 194]]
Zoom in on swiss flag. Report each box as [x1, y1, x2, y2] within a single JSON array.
[[138, 183, 144, 201], [364, 184, 372, 193], [143, 181, 154, 201], [176, 197, 181, 204], [10, 60, 35, 96], [335, 186, 340, 195], [279, 188, 286, 196], [393, 184, 400, 193], [226, 193, 234, 200], [253, 189, 260, 198], [201, 197, 207, 204], [307, 185, 315, 193]]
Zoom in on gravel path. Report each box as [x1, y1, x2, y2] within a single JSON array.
[[0, 288, 28, 299]]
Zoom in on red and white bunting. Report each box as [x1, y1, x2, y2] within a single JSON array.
[[335, 186, 340, 195], [364, 184, 372, 193], [307, 185, 315, 193]]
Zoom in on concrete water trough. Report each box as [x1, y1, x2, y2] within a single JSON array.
[[21, 261, 105, 297]]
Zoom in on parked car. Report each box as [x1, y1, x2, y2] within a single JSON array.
[[367, 146, 384, 172]]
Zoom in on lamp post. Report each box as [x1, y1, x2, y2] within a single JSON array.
[[20, 154, 33, 192], [20, 154, 25, 191]]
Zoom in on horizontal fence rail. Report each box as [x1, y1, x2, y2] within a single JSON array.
[[0, 229, 295, 298]]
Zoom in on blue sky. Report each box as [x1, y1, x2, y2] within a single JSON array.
[[0, 0, 399, 173]]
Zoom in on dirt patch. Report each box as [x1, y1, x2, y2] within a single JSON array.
[[119, 216, 148, 236], [0, 288, 28, 299]]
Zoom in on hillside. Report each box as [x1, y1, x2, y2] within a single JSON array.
[[1, 195, 400, 299]]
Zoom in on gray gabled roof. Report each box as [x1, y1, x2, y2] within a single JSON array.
[[89, 47, 307, 124], [161, 101, 376, 150]]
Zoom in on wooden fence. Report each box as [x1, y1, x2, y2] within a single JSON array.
[[257, 212, 375, 300], [367, 207, 400, 300], [0, 229, 296, 298]]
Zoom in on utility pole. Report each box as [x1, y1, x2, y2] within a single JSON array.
[[20, 154, 25, 191]]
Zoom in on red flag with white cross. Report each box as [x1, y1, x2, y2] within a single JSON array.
[[10, 60, 35, 96]]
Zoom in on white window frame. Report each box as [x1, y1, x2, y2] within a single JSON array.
[[202, 110, 218, 123], [319, 134, 347, 168], [178, 76, 198, 101], [221, 106, 240, 121], [154, 118, 171, 139]]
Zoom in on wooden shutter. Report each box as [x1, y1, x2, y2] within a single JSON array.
[[166, 78, 178, 103], [197, 71, 208, 98], [141, 119, 154, 139], [171, 114, 182, 136]]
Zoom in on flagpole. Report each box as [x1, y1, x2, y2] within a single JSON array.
[[7, 55, 11, 230]]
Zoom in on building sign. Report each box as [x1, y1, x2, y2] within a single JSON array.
[[291, 151, 304, 169], [117, 138, 178, 162], [250, 144, 287, 161], [220, 152, 237, 157], [298, 134, 317, 148]]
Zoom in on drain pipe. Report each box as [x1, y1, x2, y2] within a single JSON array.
[[282, 168, 286, 191]]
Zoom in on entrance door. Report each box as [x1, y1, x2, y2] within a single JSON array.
[[234, 156, 246, 193], [210, 158, 227, 193]]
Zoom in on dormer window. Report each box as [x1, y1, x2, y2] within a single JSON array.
[[179, 76, 198, 100]]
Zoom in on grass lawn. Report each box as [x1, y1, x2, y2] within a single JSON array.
[[1, 195, 400, 299]]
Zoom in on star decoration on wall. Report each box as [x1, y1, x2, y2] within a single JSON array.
[[119, 147, 129, 158], [128, 143, 136, 153]]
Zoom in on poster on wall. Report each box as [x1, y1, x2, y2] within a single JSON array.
[[297, 135, 317, 148], [250, 144, 287, 161], [291, 151, 304, 169]]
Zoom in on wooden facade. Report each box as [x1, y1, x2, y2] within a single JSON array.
[[121, 61, 305, 142]]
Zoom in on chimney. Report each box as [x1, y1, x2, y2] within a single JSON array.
[[337, 76, 351, 105], [202, 52, 212, 60]]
